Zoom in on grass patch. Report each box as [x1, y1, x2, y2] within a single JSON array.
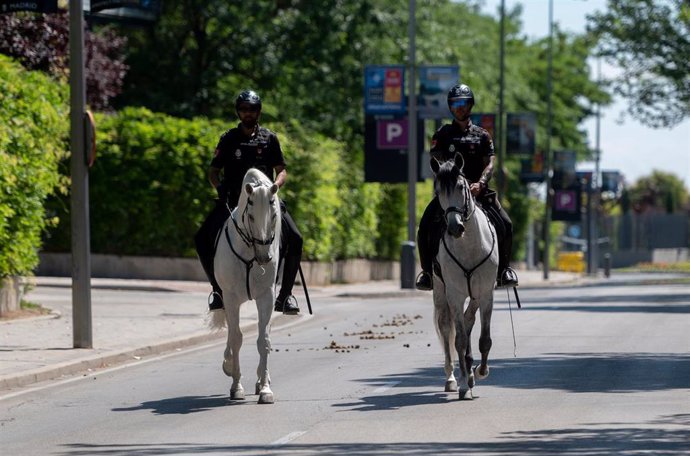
[[623, 261, 690, 273]]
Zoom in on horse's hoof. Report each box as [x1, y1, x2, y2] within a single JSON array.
[[258, 391, 274, 404], [222, 360, 232, 377], [474, 365, 490, 380], [230, 388, 245, 400], [445, 380, 457, 392], [459, 389, 474, 401]]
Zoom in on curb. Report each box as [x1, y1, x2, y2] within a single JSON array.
[[0, 312, 311, 393]]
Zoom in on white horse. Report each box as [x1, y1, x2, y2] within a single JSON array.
[[431, 155, 499, 400], [210, 168, 281, 404]]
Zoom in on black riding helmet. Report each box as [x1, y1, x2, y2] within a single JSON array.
[[447, 84, 474, 109], [235, 90, 262, 113]]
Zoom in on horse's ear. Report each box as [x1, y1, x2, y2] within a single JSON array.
[[453, 152, 465, 171], [270, 184, 279, 195], [430, 157, 440, 175], [245, 183, 254, 195]]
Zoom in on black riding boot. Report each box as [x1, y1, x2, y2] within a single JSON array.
[[275, 207, 302, 314], [495, 222, 519, 288], [195, 200, 228, 310], [416, 197, 443, 291]]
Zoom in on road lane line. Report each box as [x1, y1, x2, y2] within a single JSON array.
[[372, 381, 401, 393], [271, 431, 306, 445]]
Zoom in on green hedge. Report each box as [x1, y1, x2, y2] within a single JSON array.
[[0, 56, 67, 277], [43, 107, 393, 260]]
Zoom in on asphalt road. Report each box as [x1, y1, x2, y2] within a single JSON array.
[[1, 278, 689, 455]]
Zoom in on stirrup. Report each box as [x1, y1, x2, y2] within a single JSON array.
[[208, 291, 224, 310], [496, 267, 519, 289]]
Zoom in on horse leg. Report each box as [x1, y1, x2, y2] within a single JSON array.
[[464, 298, 480, 389], [475, 293, 494, 380], [224, 304, 245, 400], [452, 297, 473, 400], [433, 288, 456, 392], [255, 291, 274, 404]]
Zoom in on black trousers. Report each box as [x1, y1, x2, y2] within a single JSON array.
[[194, 199, 303, 300], [417, 192, 513, 275]]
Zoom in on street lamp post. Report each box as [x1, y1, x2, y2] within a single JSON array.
[[542, 0, 554, 280]]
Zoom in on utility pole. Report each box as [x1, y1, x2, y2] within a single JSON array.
[[69, 0, 92, 348], [401, 0, 417, 288], [497, 0, 506, 195], [542, 0, 554, 280]]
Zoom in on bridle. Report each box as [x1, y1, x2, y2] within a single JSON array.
[[442, 173, 476, 224], [439, 172, 495, 299], [224, 190, 277, 300]]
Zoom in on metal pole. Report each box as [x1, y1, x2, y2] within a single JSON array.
[[591, 59, 602, 275], [69, 0, 92, 348], [542, 0, 554, 280], [497, 0, 506, 195], [401, 0, 417, 289]]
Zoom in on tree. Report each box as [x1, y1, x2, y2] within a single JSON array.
[[0, 11, 128, 111], [587, 0, 690, 128], [627, 170, 689, 214]]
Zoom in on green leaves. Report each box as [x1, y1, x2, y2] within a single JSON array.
[[0, 56, 67, 277]]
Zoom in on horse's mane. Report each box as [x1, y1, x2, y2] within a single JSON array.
[[237, 168, 274, 210], [436, 160, 461, 196]]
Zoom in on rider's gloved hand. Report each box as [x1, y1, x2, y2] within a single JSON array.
[[216, 182, 227, 200]]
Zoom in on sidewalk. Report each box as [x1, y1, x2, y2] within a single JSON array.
[[0, 270, 580, 393]]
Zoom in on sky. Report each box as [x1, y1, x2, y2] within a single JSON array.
[[479, 0, 690, 189]]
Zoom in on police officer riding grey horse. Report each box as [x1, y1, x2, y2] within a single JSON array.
[[416, 83, 519, 291]]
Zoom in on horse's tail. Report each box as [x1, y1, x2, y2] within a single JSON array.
[[207, 309, 227, 331], [433, 303, 457, 359]]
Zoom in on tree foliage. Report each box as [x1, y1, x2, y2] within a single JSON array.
[[627, 170, 689, 214], [0, 11, 128, 110], [0, 56, 68, 277], [587, 0, 690, 128]]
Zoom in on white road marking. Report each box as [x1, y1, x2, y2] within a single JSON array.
[[271, 431, 307, 445], [372, 380, 401, 393]]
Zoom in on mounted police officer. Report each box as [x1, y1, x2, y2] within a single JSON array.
[[195, 89, 302, 314], [416, 83, 519, 290]]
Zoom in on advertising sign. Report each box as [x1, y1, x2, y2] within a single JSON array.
[[506, 112, 536, 155], [552, 188, 582, 222], [418, 66, 459, 119], [1, 0, 57, 13], [552, 149, 578, 189], [364, 65, 406, 115]]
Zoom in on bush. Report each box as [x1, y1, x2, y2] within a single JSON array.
[[0, 55, 68, 277]]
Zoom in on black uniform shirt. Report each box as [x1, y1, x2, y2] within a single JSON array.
[[211, 124, 286, 203], [430, 121, 494, 184]]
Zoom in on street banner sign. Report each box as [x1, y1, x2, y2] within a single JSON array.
[[601, 170, 621, 193], [519, 151, 545, 183], [1, 0, 57, 13], [552, 187, 582, 221], [552, 149, 578, 189], [418, 65, 459, 119], [506, 112, 536, 155], [365, 115, 425, 182], [364, 65, 406, 115], [470, 113, 496, 142]]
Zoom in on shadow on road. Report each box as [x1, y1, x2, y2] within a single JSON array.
[[59, 414, 689, 455]]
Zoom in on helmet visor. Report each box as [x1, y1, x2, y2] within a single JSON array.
[[237, 103, 260, 113], [449, 98, 471, 109]]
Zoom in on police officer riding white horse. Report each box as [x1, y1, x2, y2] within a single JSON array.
[[416, 83, 519, 291], [195, 90, 303, 314]]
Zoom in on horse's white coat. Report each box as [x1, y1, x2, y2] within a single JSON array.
[[211, 168, 281, 404], [431, 158, 498, 400]]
